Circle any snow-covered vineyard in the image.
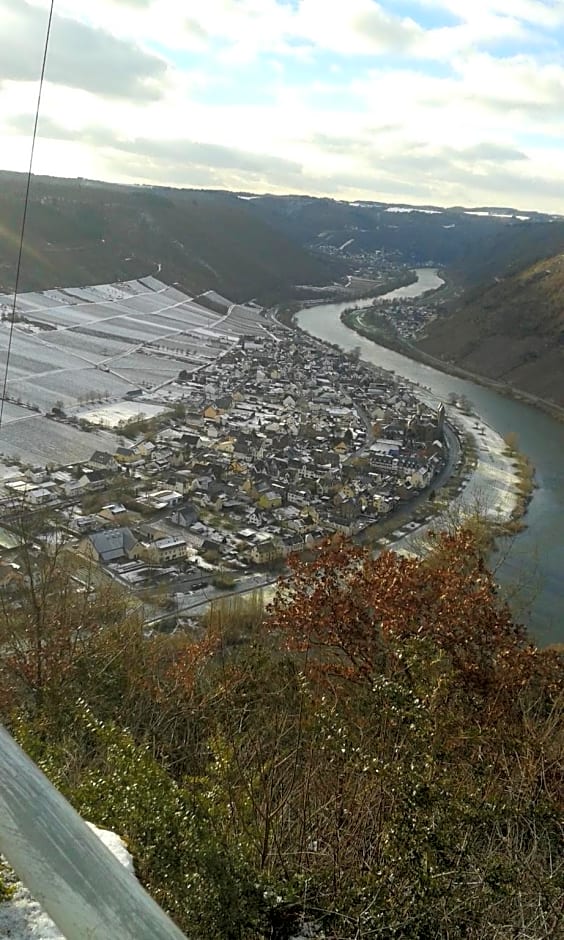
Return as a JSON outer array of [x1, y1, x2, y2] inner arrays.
[[0, 278, 269, 464]]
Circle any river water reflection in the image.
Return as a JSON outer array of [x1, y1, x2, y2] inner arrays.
[[296, 270, 564, 646]]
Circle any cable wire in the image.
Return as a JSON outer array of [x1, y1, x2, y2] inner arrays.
[[0, 0, 55, 430]]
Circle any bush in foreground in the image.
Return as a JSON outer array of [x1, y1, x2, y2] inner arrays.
[[3, 530, 562, 938]]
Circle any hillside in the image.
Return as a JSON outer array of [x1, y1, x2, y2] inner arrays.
[[0, 173, 343, 302], [446, 219, 564, 287], [243, 192, 564, 268], [4, 172, 564, 407], [418, 253, 564, 406], [4, 173, 564, 302]]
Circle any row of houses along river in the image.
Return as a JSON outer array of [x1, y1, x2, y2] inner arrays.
[[296, 269, 564, 647]]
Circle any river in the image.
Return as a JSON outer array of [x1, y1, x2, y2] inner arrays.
[[295, 269, 564, 647]]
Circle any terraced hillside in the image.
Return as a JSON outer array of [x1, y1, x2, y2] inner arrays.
[[418, 253, 564, 406], [0, 276, 270, 464]]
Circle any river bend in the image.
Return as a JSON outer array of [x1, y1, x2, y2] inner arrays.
[[296, 270, 564, 646]]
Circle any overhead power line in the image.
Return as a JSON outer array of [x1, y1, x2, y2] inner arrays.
[[0, 0, 55, 430]]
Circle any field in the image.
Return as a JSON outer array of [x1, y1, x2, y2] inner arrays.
[[79, 401, 167, 428], [0, 276, 268, 465]]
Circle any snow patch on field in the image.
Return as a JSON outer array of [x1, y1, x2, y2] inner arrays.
[[79, 401, 166, 427], [0, 824, 134, 940]]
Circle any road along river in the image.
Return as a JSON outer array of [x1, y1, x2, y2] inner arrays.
[[296, 270, 564, 647]]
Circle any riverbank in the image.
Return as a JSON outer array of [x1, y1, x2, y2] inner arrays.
[[379, 407, 522, 561], [341, 298, 564, 423], [275, 268, 417, 329], [338, 280, 539, 531], [501, 434, 537, 532], [278, 289, 524, 548], [294, 272, 564, 645], [287, 274, 526, 542]]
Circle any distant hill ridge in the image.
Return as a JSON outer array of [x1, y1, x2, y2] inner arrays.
[[3, 171, 564, 405], [0, 172, 343, 302], [3, 172, 564, 299], [242, 192, 564, 270]]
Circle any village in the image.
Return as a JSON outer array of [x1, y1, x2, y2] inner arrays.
[[370, 295, 439, 340], [0, 309, 449, 617]]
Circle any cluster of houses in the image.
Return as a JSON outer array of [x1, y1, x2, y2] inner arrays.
[[365, 295, 440, 341], [0, 326, 447, 596]]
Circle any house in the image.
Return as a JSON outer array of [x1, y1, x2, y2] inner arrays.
[[233, 435, 252, 457], [246, 508, 263, 528], [171, 470, 196, 495], [203, 405, 220, 421], [68, 513, 108, 534], [408, 466, 431, 489], [216, 439, 234, 455], [208, 480, 230, 502], [179, 431, 201, 449], [183, 412, 205, 429], [26, 486, 56, 505], [138, 489, 183, 511], [334, 498, 361, 523], [221, 499, 248, 518], [216, 394, 233, 411], [257, 491, 282, 510], [136, 537, 188, 564], [89, 451, 118, 471], [250, 539, 284, 565], [333, 441, 349, 456], [81, 467, 112, 488], [287, 491, 308, 507], [299, 510, 319, 533], [281, 534, 306, 555], [98, 503, 129, 522], [114, 444, 139, 465], [170, 504, 199, 528], [28, 467, 48, 484], [184, 527, 205, 550], [325, 514, 355, 537], [79, 528, 138, 564]]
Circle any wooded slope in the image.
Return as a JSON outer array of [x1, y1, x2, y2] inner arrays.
[[0, 173, 342, 302], [419, 252, 564, 406]]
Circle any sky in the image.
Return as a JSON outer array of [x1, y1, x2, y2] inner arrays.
[[2, 0, 564, 212]]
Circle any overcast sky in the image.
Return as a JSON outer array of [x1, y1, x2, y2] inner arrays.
[[2, 0, 564, 211]]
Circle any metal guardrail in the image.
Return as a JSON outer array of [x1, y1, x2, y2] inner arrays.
[[0, 725, 187, 939]]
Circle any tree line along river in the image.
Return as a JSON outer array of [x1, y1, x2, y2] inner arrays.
[[295, 270, 564, 647]]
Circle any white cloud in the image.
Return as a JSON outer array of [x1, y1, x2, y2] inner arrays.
[[0, 0, 168, 98], [294, 0, 423, 55], [1, 0, 564, 211], [418, 0, 564, 28], [453, 53, 564, 118]]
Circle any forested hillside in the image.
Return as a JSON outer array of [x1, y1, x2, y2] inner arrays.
[[1, 525, 562, 939], [243, 193, 564, 268], [419, 252, 564, 406], [446, 221, 564, 287], [0, 173, 343, 302], [3, 173, 563, 302]]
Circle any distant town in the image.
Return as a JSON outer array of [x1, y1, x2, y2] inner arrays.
[[0, 277, 450, 621]]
